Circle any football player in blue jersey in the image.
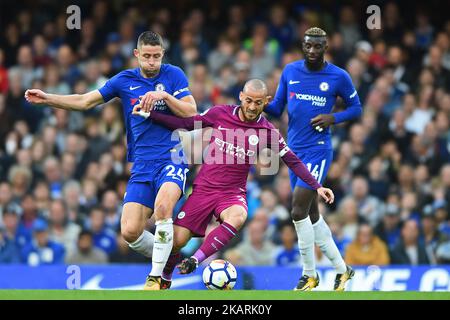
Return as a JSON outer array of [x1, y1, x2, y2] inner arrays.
[[25, 31, 196, 290], [265, 27, 362, 291]]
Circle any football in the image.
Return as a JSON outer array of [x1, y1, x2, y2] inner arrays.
[[202, 259, 237, 290]]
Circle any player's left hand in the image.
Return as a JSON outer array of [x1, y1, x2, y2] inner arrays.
[[310, 114, 335, 132], [139, 91, 168, 113], [317, 187, 334, 204], [132, 104, 151, 119]]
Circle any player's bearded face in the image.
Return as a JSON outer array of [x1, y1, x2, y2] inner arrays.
[[134, 45, 164, 77], [239, 91, 268, 121], [302, 36, 327, 64]]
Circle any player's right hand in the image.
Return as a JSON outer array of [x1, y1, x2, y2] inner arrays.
[[24, 89, 48, 104], [132, 104, 151, 119], [317, 187, 334, 204]]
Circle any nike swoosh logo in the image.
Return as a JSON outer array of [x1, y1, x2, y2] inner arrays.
[[218, 126, 229, 131], [214, 237, 224, 246], [129, 85, 141, 90], [289, 80, 300, 85]]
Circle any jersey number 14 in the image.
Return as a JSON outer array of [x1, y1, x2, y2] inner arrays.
[[306, 159, 326, 182]]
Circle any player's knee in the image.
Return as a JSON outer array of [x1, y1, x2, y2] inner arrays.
[[291, 206, 308, 222], [121, 226, 142, 243], [225, 211, 247, 230]]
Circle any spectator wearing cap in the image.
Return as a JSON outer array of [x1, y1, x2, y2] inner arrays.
[[420, 204, 448, 264], [65, 230, 108, 264], [2, 203, 31, 247], [21, 218, 65, 266], [345, 223, 390, 266], [374, 203, 402, 249], [390, 219, 430, 265]]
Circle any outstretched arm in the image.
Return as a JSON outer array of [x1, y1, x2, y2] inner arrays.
[[25, 89, 104, 111], [132, 105, 218, 131]]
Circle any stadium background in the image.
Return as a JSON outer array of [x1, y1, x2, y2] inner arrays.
[[0, 0, 449, 290]]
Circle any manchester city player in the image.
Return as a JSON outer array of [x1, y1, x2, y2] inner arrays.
[[265, 27, 362, 291], [24, 31, 196, 290], [134, 79, 334, 288]]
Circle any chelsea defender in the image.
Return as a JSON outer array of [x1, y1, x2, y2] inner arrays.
[[25, 31, 196, 290], [265, 27, 362, 291]]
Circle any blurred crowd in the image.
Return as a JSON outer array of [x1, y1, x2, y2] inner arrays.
[[0, 0, 449, 267]]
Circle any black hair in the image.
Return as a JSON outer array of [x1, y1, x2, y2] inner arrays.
[[137, 31, 164, 48], [78, 229, 93, 240]]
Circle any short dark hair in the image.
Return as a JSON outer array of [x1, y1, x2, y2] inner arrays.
[[89, 205, 104, 215], [78, 229, 93, 240], [137, 31, 164, 48]]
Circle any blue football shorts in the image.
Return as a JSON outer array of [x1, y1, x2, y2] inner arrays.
[[288, 148, 333, 191], [123, 159, 189, 209]]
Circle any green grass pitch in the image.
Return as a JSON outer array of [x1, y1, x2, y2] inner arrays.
[[0, 290, 449, 300]]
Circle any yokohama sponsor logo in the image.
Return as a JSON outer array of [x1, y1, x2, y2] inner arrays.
[[290, 92, 326, 106]]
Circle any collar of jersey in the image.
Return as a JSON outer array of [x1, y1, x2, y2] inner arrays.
[[300, 60, 330, 73]]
